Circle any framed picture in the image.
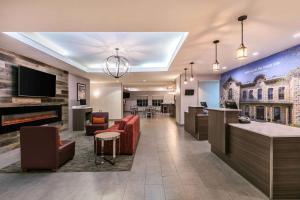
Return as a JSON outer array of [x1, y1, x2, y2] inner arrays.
[[77, 83, 86, 101]]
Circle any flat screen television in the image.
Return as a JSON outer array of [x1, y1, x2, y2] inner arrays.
[[185, 89, 194, 96], [18, 66, 56, 97], [123, 92, 130, 99]]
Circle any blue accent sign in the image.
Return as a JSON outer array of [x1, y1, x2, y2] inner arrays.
[[221, 44, 300, 85]]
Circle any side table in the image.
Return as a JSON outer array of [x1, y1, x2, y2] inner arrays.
[[95, 132, 120, 165]]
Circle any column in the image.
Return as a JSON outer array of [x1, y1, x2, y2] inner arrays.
[[286, 107, 289, 125]]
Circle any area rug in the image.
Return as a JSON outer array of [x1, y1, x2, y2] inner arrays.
[[0, 133, 134, 173]]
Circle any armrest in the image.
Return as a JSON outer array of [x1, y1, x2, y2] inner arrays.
[[58, 140, 75, 166], [114, 120, 122, 125]]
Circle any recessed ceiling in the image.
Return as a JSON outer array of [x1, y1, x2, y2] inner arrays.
[[1, 0, 300, 85], [4, 32, 187, 72]]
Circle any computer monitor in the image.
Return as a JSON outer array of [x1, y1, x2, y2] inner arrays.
[[79, 99, 86, 105], [200, 102, 208, 108], [225, 101, 238, 109]]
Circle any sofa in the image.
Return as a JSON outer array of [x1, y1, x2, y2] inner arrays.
[[20, 126, 75, 171], [86, 112, 109, 136], [94, 115, 140, 155]]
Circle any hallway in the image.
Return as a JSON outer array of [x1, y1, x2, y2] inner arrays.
[[0, 116, 267, 200]]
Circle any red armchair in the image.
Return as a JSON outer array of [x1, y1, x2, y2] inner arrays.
[[20, 126, 75, 171], [95, 115, 140, 155], [86, 112, 109, 136]]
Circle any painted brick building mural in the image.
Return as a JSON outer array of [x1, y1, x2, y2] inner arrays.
[[221, 45, 300, 126]]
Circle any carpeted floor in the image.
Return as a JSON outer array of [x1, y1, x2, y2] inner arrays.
[[0, 132, 134, 173]]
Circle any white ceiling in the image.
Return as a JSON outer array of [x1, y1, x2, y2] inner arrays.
[[4, 32, 187, 72], [1, 0, 300, 87]]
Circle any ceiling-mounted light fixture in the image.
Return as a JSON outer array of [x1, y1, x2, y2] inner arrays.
[[189, 62, 194, 81], [212, 40, 220, 72], [236, 15, 248, 60], [104, 48, 130, 78], [184, 68, 188, 84]]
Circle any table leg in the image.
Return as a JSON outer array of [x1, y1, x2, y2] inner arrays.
[[101, 140, 105, 164], [113, 139, 116, 164]]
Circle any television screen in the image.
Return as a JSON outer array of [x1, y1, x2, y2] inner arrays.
[[123, 92, 130, 99], [18, 66, 56, 97], [185, 89, 194, 96]]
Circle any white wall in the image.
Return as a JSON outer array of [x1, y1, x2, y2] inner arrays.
[[124, 91, 174, 111], [90, 82, 123, 120], [198, 80, 220, 108], [68, 73, 90, 130], [177, 74, 220, 125], [175, 76, 181, 124]]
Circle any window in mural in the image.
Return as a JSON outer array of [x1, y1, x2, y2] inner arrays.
[[268, 88, 273, 100], [257, 89, 262, 100], [278, 87, 285, 100], [242, 90, 247, 100], [249, 90, 254, 99], [228, 88, 233, 100], [274, 107, 281, 122], [244, 105, 249, 117]]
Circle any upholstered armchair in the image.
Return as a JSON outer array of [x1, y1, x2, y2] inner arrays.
[[20, 126, 75, 171], [85, 112, 109, 136]]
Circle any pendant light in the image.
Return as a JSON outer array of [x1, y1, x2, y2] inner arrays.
[[189, 62, 194, 81], [212, 40, 220, 72], [184, 68, 188, 84], [236, 15, 248, 60]]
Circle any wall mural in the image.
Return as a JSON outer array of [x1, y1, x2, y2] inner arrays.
[[220, 44, 300, 126]]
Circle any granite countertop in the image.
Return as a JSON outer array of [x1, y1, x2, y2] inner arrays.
[[229, 121, 300, 138], [189, 106, 204, 108], [72, 106, 92, 109], [207, 108, 241, 112]]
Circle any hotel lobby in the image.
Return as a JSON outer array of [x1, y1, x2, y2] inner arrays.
[[1, 0, 300, 200]]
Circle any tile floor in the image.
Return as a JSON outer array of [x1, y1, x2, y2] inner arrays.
[[0, 116, 268, 200]]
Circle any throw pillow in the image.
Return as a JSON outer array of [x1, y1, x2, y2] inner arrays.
[[93, 117, 105, 124]]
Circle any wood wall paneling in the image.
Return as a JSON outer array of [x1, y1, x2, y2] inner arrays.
[[0, 48, 69, 153]]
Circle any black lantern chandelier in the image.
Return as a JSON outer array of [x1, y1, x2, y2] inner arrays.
[[184, 68, 188, 84], [189, 62, 194, 81], [212, 40, 220, 72], [236, 15, 248, 60], [104, 48, 130, 79]]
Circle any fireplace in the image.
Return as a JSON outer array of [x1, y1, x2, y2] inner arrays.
[[0, 105, 62, 133]]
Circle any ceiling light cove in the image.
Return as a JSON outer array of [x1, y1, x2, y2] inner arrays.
[[3, 32, 188, 73]]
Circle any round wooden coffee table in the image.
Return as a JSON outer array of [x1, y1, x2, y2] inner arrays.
[[95, 132, 120, 165]]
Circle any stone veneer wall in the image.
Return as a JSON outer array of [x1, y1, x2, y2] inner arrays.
[[0, 48, 68, 154]]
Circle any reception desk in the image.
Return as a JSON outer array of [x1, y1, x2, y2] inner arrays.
[[208, 108, 300, 199], [184, 106, 208, 140]]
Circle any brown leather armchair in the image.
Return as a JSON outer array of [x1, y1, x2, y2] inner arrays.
[[20, 126, 75, 171], [86, 112, 109, 136]]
